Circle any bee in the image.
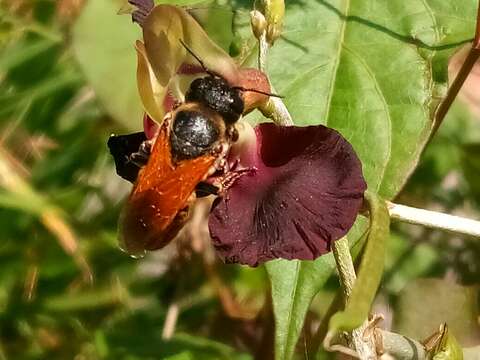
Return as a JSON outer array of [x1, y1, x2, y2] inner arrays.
[[109, 41, 276, 256]]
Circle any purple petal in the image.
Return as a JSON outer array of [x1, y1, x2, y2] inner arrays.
[[129, 0, 154, 26], [208, 123, 367, 266]]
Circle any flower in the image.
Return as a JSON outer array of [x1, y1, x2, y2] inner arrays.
[[209, 123, 366, 266], [132, 3, 241, 128], [110, 3, 367, 266]]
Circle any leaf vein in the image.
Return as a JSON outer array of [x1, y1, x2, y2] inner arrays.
[[342, 44, 392, 192], [284, 260, 301, 359], [324, 0, 351, 123]]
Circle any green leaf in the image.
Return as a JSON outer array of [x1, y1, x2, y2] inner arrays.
[[72, 0, 142, 130], [329, 191, 389, 332], [0, 38, 58, 72], [266, 219, 368, 360], [263, 0, 477, 199], [249, 2, 476, 357], [105, 325, 253, 360], [43, 286, 126, 311], [266, 257, 334, 360]]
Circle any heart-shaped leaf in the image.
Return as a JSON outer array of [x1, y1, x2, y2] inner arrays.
[[265, 0, 476, 199], [72, 2, 478, 359], [246, 1, 477, 358]]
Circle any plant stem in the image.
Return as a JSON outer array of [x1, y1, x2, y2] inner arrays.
[[332, 237, 377, 360], [328, 238, 430, 360], [264, 96, 294, 125], [258, 32, 269, 73], [257, 30, 294, 125], [332, 237, 356, 297], [162, 302, 179, 339], [387, 202, 480, 238]]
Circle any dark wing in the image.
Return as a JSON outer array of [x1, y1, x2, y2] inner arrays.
[[108, 131, 147, 183]]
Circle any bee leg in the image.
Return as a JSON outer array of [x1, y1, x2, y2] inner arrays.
[[172, 99, 183, 110], [216, 167, 257, 196], [226, 126, 239, 142], [129, 139, 153, 167]]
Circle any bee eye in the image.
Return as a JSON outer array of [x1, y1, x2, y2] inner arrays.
[[170, 110, 219, 159]]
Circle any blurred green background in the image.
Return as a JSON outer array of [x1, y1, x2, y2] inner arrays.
[[0, 0, 479, 359]]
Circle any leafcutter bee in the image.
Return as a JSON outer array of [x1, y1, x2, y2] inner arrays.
[[109, 41, 277, 256]]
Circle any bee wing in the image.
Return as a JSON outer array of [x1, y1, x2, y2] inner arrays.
[[108, 131, 147, 183], [119, 121, 216, 255]]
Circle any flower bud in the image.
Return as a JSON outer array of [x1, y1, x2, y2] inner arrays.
[[260, 0, 284, 44], [250, 10, 267, 40]]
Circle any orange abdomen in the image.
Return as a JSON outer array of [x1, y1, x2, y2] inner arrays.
[[119, 121, 215, 256]]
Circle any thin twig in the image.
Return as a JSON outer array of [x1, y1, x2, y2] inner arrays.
[[387, 202, 480, 238], [257, 30, 294, 125], [162, 302, 179, 339], [431, 1, 480, 137], [432, 48, 480, 135], [258, 32, 269, 73]]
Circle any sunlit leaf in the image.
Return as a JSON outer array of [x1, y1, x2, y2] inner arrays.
[[256, 0, 477, 199], [253, 1, 477, 357]]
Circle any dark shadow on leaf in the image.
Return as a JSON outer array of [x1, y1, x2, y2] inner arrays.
[[280, 35, 309, 53], [316, 0, 473, 51]]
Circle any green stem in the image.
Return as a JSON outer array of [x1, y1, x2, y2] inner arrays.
[[258, 32, 269, 73], [257, 30, 294, 125], [332, 237, 377, 360], [332, 237, 356, 298]]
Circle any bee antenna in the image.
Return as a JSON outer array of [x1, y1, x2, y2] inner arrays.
[[232, 86, 284, 98], [179, 39, 216, 77]]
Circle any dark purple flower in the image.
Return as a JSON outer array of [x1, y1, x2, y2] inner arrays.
[[111, 4, 366, 266], [208, 123, 366, 267]]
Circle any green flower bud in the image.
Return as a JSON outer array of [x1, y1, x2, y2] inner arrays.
[[424, 324, 463, 360], [260, 0, 284, 44], [250, 10, 267, 40]]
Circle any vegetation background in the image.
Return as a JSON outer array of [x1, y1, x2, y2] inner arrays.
[[0, 0, 479, 359]]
